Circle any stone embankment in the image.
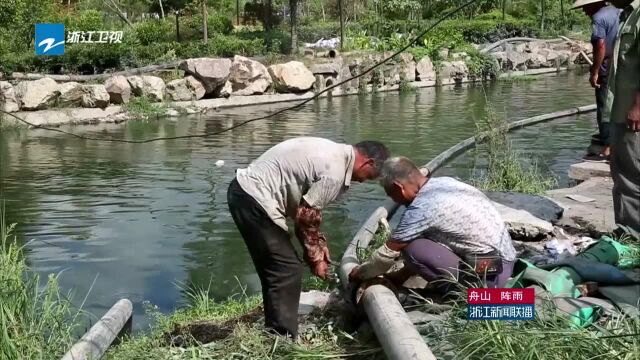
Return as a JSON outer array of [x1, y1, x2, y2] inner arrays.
[[0, 38, 592, 127]]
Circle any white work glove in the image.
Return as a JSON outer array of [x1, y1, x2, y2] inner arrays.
[[357, 243, 401, 280]]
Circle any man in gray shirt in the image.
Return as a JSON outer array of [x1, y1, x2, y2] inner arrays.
[[228, 137, 389, 338], [573, 0, 621, 160], [350, 157, 516, 291]]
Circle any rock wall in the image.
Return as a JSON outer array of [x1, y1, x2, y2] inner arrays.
[[0, 39, 590, 115]]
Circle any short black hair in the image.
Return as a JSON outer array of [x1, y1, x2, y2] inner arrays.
[[354, 141, 390, 171]]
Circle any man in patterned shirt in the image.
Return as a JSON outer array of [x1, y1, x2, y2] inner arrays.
[[350, 157, 517, 290]]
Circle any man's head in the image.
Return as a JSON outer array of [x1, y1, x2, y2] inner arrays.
[[380, 157, 428, 205], [571, 0, 605, 16], [352, 141, 390, 182]]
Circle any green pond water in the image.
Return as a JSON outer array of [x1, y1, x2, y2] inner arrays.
[[0, 70, 596, 327]]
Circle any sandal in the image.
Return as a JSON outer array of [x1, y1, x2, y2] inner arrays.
[[583, 153, 610, 163]]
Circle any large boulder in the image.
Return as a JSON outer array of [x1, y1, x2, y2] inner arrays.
[[127, 75, 165, 102], [486, 192, 564, 223], [383, 64, 401, 85], [338, 65, 358, 91], [527, 53, 548, 69], [221, 55, 273, 96], [492, 51, 508, 69], [104, 75, 132, 104], [438, 61, 469, 83], [81, 84, 110, 108], [526, 41, 547, 54], [399, 53, 417, 82], [268, 61, 315, 93], [487, 192, 564, 241], [540, 49, 561, 67], [505, 51, 529, 71], [58, 82, 84, 106], [166, 76, 206, 101], [556, 50, 572, 67], [0, 81, 20, 112], [179, 58, 232, 95], [15, 77, 59, 110], [416, 56, 436, 82], [309, 62, 341, 76]]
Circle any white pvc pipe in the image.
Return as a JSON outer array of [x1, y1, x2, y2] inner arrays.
[[363, 285, 437, 360], [61, 299, 133, 360], [339, 105, 598, 360]]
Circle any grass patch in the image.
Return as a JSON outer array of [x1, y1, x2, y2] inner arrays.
[[473, 104, 556, 194], [105, 286, 379, 360], [398, 79, 417, 93], [499, 75, 539, 82], [0, 214, 83, 360], [421, 288, 640, 360], [357, 222, 390, 263], [124, 96, 168, 120]]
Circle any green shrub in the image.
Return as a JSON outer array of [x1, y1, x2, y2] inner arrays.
[[133, 19, 174, 46], [0, 217, 82, 360], [235, 29, 291, 54], [179, 13, 233, 42], [407, 46, 431, 61], [177, 36, 264, 58], [62, 42, 132, 73], [476, 9, 517, 22], [465, 49, 501, 80], [124, 96, 168, 120], [65, 9, 104, 31], [473, 106, 556, 194], [207, 13, 234, 35], [297, 22, 339, 42]]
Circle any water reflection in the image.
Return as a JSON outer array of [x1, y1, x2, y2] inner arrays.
[[0, 71, 595, 327]]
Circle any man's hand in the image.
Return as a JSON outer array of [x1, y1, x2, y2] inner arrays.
[[310, 246, 332, 279], [628, 97, 640, 132], [590, 72, 600, 88], [312, 261, 330, 279], [349, 266, 361, 281]]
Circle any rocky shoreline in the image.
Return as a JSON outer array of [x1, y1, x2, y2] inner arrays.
[[0, 38, 592, 128]]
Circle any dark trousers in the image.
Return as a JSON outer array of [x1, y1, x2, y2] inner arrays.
[[402, 238, 514, 289], [227, 178, 303, 338], [595, 76, 610, 146], [610, 124, 640, 233]]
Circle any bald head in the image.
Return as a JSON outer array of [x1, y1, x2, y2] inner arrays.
[[380, 157, 428, 205]]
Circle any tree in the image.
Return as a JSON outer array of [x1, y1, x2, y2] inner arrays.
[[159, 0, 165, 17], [202, 0, 208, 43], [289, 0, 297, 54]]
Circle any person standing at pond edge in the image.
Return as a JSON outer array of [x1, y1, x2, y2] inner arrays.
[[603, 0, 640, 234], [572, 0, 621, 161], [349, 157, 517, 290], [227, 137, 389, 338]]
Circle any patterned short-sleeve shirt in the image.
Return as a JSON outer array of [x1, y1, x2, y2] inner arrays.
[[392, 177, 517, 261]]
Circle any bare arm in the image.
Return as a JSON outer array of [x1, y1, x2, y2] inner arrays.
[[295, 201, 331, 278], [590, 39, 606, 88]]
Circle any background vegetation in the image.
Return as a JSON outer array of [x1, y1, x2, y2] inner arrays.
[[0, 0, 589, 74]]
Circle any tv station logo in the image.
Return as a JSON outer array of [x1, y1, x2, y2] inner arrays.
[[35, 23, 123, 56], [467, 288, 536, 320]]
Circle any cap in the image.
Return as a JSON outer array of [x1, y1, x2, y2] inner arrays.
[[571, 0, 605, 9]]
